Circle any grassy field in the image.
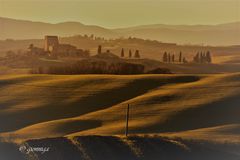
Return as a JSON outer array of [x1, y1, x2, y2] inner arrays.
[[0, 73, 239, 160], [0, 73, 238, 144]]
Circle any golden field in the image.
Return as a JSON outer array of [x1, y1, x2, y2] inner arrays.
[[0, 73, 238, 142]]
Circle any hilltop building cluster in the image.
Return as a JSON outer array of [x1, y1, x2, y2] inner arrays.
[[29, 36, 89, 57], [17, 35, 213, 65]]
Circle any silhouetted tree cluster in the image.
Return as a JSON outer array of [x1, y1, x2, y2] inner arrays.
[[32, 60, 145, 75], [163, 52, 168, 62], [55, 49, 90, 58], [125, 37, 176, 47], [61, 35, 178, 49], [193, 51, 212, 63], [70, 34, 105, 41], [97, 45, 114, 55], [179, 51, 182, 63], [129, 50, 132, 58], [163, 52, 187, 63], [120, 48, 141, 59], [98, 45, 102, 54], [134, 50, 140, 58], [146, 68, 172, 74]]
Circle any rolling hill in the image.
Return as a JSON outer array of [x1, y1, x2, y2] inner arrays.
[[1, 135, 240, 160], [0, 73, 239, 159], [0, 73, 239, 142], [1, 17, 240, 45], [0, 17, 115, 40]]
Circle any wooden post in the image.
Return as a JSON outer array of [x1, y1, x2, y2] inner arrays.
[[125, 104, 130, 137]]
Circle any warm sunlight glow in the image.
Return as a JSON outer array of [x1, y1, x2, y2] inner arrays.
[[0, 0, 240, 28]]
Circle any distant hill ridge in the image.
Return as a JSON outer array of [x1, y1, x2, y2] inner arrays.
[[0, 17, 240, 45]]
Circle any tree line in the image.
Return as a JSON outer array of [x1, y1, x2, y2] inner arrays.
[[162, 52, 187, 63], [31, 59, 173, 75], [97, 45, 141, 59], [121, 48, 140, 58], [193, 51, 212, 63], [32, 60, 145, 75], [162, 51, 212, 64]]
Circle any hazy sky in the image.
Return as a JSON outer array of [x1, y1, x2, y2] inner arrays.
[[0, 0, 240, 28]]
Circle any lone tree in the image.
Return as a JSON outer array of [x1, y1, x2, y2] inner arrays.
[[121, 48, 125, 58], [163, 52, 168, 62], [206, 51, 212, 63], [129, 50, 132, 58], [98, 45, 102, 54], [200, 52, 204, 63], [134, 50, 140, 58], [172, 54, 175, 62], [179, 51, 182, 63]]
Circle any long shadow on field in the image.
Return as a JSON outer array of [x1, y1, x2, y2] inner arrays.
[[0, 76, 200, 132], [133, 91, 240, 133], [7, 136, 239, 160], [50, 120, 102, 136]]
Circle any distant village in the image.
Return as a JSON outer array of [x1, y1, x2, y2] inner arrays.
[[1, 35, 213, 75], [23, 35, 142, 60], [25, 35, 212, 63]]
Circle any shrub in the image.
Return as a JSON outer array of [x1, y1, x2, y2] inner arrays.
[[146, 67, 172, 74]]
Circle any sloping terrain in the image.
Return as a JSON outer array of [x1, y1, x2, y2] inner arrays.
[[165, 124, 240, 143], [0, 73, 239, 159], [0, 17, 114, 40], [1, 135, 240, 160], [0, 73, 238, 141], [1, 53, 240, 75], [0, 74, 201, 135]]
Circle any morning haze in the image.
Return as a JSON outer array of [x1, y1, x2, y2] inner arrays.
[[1, 0, 240, 28], [0, 0, 240, 159]]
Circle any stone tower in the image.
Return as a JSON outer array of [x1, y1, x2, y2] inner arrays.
[[44, 36, 59, 52]]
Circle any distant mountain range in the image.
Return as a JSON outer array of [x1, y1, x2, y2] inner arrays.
[[0, 17, 240, 46]]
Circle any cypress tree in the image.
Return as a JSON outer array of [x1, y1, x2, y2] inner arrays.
[[206, 51, 212, 63], [196, 52, 200, 63], [121, 48, 124, 57], [179, 51, 182, 63], [129, 50, 132, 58], [98, 45, 102, 54], [163, 52, 168, 62], [134, 50, 140, 58], [200, 52, 204, 63]]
